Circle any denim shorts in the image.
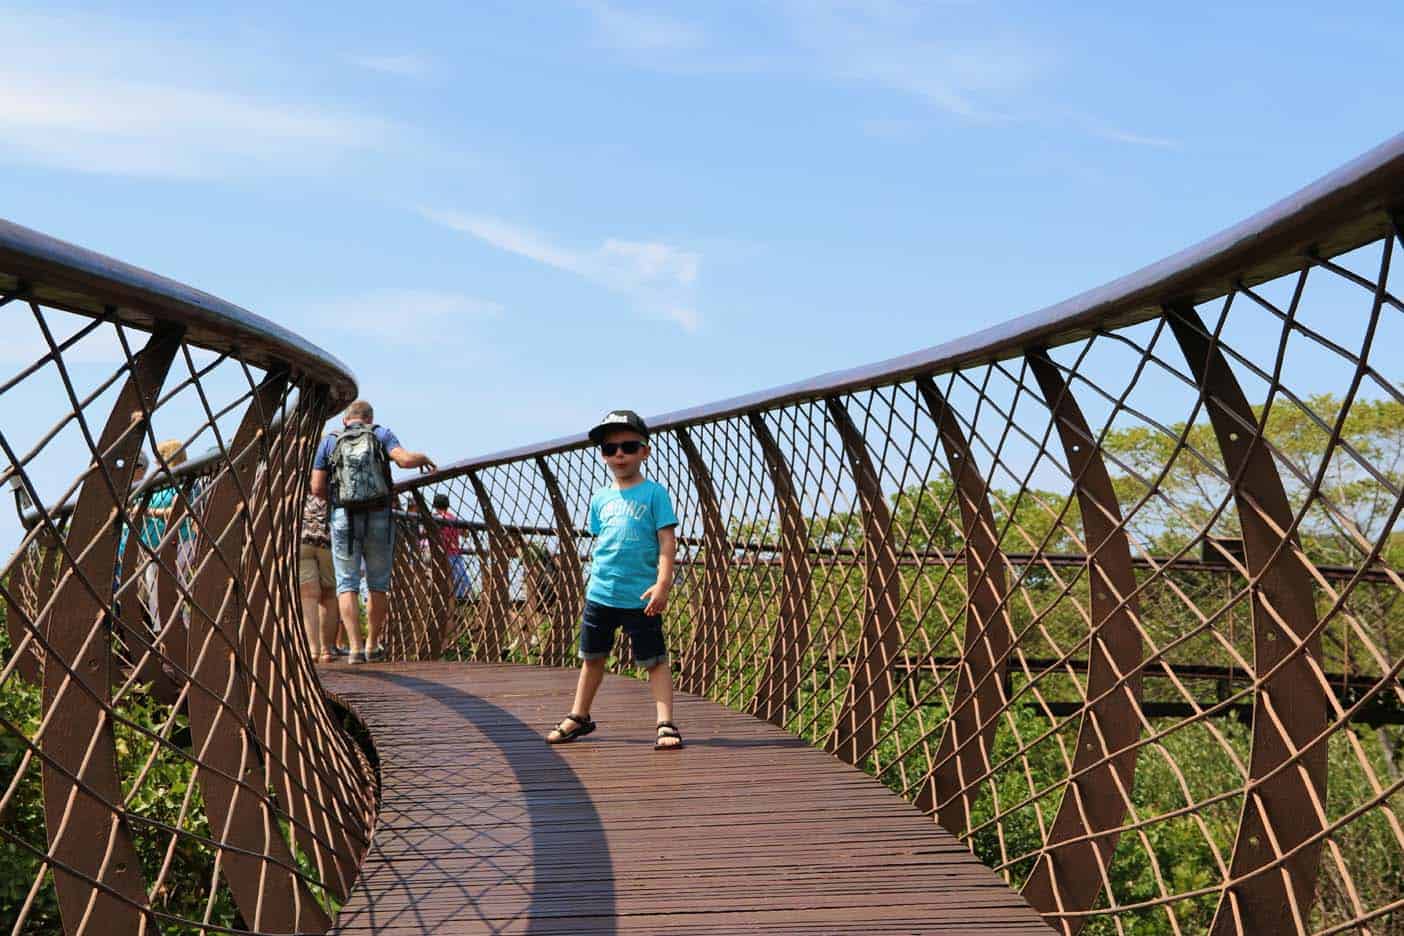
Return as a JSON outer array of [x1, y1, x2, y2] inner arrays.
[[330, 507, 395, 594], [578, 600, 668, 669]]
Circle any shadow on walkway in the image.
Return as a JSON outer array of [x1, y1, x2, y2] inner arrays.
[[331, 670, 616, 935]]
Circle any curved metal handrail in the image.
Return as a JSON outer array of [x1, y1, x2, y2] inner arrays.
[[388, 133, 1404, 936], [0, 217, 358, 407]]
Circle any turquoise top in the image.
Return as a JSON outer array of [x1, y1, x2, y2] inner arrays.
[[586, 479, 678, 609], [117, 484, 195, 565]]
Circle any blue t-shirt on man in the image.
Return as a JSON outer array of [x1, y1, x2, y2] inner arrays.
[[586, 479, 678, 609], [313, 425, 401, 507]]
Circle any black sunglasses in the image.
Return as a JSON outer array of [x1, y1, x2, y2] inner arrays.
[[599, 440, 645, 456]]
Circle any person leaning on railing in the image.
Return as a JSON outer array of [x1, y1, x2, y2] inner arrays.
[[310, 399, 436, 664]]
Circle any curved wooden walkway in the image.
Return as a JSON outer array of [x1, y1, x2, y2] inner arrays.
[[321, 663, 1049, 935]]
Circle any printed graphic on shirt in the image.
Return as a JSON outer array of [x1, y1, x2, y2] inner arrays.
[[586, 479, 678, 609]]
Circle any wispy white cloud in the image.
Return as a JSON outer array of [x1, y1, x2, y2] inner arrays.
[[780, 1, 1045, 122], [858, 117, 927, 141], [300, 289, 503, 346], [420, 208, 702, 331], [577, 3, 1181, 147], [1090, 126, 1180, 149], [578, 1, 705, 52], [0, 11, 396, 177], [349, 53, 435, 78]]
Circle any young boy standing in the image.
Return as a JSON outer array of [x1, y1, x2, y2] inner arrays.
[[547, 410, 683, 751]]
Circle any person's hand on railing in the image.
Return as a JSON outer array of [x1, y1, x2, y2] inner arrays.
[[419, 458, 437, 474]]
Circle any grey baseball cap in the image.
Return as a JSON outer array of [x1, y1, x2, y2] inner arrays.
[[587, 409, 650, 444]]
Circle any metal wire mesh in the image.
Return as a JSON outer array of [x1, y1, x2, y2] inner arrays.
[[0, 224, 374, 935], [388, 144, 1404, 934]]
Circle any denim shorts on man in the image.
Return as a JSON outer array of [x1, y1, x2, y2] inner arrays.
[[578, 600, 668, 669], [330, 507, 395, 594]]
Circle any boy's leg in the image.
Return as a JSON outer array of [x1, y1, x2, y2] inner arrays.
[[547, 659, 606, 741], [630, 613, 679, 748], [547, 602, 614, 740], [645, 661, 675, 727], [571, 657, 607, 719]]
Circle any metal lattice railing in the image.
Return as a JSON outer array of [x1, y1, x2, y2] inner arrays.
[[386, 134, 1404, 935], [0, 222, 374, 934]]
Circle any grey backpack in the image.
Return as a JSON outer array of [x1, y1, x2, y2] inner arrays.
[[329, 424, 392, 510]]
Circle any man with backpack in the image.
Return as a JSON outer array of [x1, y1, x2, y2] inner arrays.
[[310, 399, 436, 663]]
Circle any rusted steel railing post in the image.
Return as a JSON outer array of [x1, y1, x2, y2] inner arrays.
[[1170, 304, 1328, 936], [1020, 352, 1144, 932], [182, 370, 331, 933], [468, 470, 512, 660], [747, 412, 814, 726], [915, 376, 1012, 835], [537, 456, 585, 668], [38, 324, 181, 935], [675, 426, 731, 695], [824, 395, 902, 766]]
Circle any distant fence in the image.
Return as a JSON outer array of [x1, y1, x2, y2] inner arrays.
[[389, 134, 1404, 935]]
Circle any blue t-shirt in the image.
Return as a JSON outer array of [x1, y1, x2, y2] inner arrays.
[[586, 479, 678, 609]]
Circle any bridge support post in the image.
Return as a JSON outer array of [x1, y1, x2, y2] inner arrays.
[[824, 395, 902, 766], [537, 456, 585, 668], [915, 376, 1012, 837], [469, 471, 513, 660], [748, 413, 813, 726], [676, 426, 730, 696], [39, 323, 180, 935], [1020, 351, 1144, 934], [1171, 303, 1328, 936]]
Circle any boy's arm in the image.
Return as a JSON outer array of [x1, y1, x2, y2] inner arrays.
[[642, 525, 677, 616]]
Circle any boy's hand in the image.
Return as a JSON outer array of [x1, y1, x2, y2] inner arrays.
[[641, 581, 671, 616]]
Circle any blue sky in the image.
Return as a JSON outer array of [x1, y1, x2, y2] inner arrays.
[[1, 0, 1400, 469]]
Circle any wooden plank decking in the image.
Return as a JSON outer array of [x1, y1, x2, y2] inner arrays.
[[321, 663, 1050, 935]]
